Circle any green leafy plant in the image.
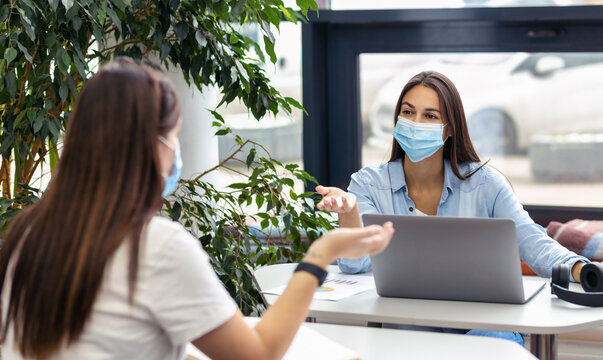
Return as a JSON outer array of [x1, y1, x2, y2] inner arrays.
[[0, 0, 333, 314], [0, 0, 316, 220], [164, 136, 334, 315]]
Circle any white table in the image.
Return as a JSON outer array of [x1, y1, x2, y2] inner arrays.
[[185, 318, 536, 360], [302, 322, 537, 360], [254, 263, 603, 360]]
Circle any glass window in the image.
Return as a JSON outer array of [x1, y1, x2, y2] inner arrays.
[[215, 22, 303, 189], [360, 52, 603, 207]]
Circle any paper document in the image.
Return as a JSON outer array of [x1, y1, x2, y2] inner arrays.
[[262, 272, 375, 301]]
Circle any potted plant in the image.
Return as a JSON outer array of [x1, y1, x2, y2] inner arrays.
[[0, 0, 332, 315]]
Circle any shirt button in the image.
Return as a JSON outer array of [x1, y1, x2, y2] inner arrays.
[[409, 207, 414, 212]]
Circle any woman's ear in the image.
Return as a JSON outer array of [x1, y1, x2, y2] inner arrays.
[[443, 124, 452, 141]]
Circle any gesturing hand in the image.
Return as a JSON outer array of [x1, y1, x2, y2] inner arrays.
[[316, 185, 357, 214], [304, 222, 394, 268]]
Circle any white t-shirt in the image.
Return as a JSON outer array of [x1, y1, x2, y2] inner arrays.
[[415, 208, 428, 216], [1, 216, 238, 360]]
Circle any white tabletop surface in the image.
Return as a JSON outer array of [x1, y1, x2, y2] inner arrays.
[[303, 322, 538, 360], [255, 263, 603, 334]]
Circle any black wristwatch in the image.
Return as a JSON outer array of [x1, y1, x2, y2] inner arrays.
[[295, 262, 328, 286]]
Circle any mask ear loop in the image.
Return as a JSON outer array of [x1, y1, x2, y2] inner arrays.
[[442, 123, 451, 142], [157, 135, 179, 179], [158, 136, 176, 152]]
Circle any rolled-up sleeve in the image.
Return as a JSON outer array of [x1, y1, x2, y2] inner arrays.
[[489, 171, 588, 280]]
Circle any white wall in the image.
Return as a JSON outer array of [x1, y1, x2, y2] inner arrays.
[[164, 66, 219, 185]]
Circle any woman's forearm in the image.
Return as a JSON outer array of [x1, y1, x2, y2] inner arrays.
[[338, 203, 362, 228], [252, 272, 320, 359], [253, 249, 332, 359]]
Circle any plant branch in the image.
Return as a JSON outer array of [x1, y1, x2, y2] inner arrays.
[[15, 39, 40, 108], [99, 38, 145, 53], [1, 156, 11, 199], [6, 1, 14, 48], [193, 138, 274, 181], [18, 137, 42, 195], [193, 139, 251, 181], [24, 143, 48, 185]]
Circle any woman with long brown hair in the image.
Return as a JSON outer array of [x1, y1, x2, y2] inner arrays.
[[316, 71, 588, 344], [0, 59, 394, 360]]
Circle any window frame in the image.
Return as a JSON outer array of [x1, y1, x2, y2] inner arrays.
[[302, 6, 603, 195]]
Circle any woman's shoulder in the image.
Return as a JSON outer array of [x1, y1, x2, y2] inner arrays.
[[147, 215, 188, 237], [144, 216, 201, 254], [457, 161, 511, 191]]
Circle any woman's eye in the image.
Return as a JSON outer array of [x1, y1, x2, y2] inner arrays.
[[426, 113, 438, 120], [402, 109, 413, 115]]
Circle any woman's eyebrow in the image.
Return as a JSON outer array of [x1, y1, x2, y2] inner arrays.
[[401, 101, 415, 108], [425, 108, 441, 113]]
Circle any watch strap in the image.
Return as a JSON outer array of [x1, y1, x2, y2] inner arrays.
[[294, 262, 328, 286]]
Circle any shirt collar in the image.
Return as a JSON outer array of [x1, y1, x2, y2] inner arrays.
[[387, 158, 456, 199], [442, 159, 455, 201], [388, 158, 406, 192]]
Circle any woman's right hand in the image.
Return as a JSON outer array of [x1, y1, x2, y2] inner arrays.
[[316, 185, 357, 214], [303, 223, 394, 268]]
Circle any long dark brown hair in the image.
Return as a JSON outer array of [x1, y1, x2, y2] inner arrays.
[[0, 58, 181, 359], [389, 71, 485, 180]]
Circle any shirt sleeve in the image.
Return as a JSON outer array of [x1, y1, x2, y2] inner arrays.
[[348, 171, 381, 218], [147, 225, 238, 345], [488, 170, 589, 280], [337, 171, 379, 274]]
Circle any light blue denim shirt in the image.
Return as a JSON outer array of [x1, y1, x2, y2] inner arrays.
[[338, 158, 588, 279]]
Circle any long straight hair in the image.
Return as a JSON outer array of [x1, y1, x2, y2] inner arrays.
[[389, 71, 485, 180], [0, 59, 181, 359]]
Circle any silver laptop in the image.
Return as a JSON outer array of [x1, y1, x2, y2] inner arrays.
[[364, 214, 546, 304]]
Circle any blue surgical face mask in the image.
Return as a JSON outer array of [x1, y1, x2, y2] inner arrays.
[[393, 116, 447, 162], [158, 136, 182, 197]]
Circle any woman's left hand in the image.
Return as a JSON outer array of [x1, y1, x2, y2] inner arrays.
[[303, 222, 394, 268]]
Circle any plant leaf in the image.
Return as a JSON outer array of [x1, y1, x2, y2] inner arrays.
[[111, 0, 127, 13], [15, 41, 32, 63], [18, 9, 36, 41], [160, 41, 171, 60], [4, 48, 17, 65], [59, 82, 68, 101], [174, 22, 189, 41], [5, 70, 17, 97], [106, 6, 121, 33], [246, 148, 256, 168], [263, 35, 277, 64], [61, 0, 74, 11], [195, 30, 207, 47], [0, 5, 10, 22]]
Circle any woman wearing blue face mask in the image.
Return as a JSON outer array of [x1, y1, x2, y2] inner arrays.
[[158, 134, 183, 197], [0, 59, 394, 360], [315, 71, 588, 345]]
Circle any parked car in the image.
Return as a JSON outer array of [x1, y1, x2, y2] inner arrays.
[[367, 52, 603, 155]]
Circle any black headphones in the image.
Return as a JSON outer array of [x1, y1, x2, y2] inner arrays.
[[551, 262, 603, 307]]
